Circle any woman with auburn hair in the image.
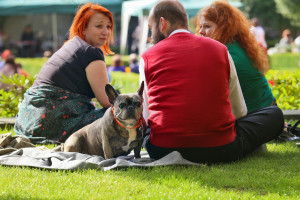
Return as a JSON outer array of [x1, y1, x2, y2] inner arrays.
[[196, 1, 275, 114], [14, 2, 114, 143]]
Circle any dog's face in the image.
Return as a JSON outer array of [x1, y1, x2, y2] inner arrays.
[[105, 82, 144, 127]]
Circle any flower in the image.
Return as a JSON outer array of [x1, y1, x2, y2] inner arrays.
[[268, 80, 275, 87]]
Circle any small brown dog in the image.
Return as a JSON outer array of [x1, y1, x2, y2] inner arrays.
[[62, 82, 146, 159]]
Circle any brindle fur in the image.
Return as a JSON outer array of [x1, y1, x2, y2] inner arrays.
[[62, 82, 146, 159]]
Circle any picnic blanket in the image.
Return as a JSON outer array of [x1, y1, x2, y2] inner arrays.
[[0, 133, 201, 171], [0, 132, 36, 155]]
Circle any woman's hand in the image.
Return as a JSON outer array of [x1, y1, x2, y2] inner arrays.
[[86, 60, 111, 108]]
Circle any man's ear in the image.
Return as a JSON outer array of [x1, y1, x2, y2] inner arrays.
[[160, 17, 168, 33], [105, 84, 119, 104]]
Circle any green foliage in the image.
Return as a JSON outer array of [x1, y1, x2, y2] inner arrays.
[[0, 71, 138, 117], [2, 55, 299, 118], [266, 69, 300, 110], [240, 0, 299, 42], [0, 89, 19, 117], [0, 74, 35, 117], [275, 0, 300, 27], [241, 0, 281, 24]]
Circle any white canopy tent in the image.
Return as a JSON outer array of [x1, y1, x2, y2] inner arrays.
[[120, 0, 243, 55]]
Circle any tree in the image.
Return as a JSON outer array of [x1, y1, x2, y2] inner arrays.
[[240, 0, 300, 46], [241, 0, 291, 30], [275, 0, 300, 27]]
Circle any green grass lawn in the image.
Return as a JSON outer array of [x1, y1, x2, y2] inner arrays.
[[15, 55, 132, 77], [15, 57, 47, 77], [269, 53, 300, 71], [0, 128, 299, 199], [15, 53, 300, 95], [16, 53, 300, 77], [1, 54, 299, 199]]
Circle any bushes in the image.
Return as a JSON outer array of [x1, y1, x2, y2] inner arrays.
[[0, 74, 36, 117], [0, 72, 138, 118], [1, 55, 299, 118], [1, 70, 299, 117], [266, 69, 300, 110]]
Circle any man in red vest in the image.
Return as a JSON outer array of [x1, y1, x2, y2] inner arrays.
[[139, 0, 284, 164]]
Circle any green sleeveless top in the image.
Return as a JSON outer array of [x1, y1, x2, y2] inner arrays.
[[226, 42, 274, 113]]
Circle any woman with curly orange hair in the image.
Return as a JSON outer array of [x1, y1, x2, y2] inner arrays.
[[14, 3, 115, 143], [196, 1, 275, 114]]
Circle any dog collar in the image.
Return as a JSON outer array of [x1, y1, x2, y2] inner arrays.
[[112, 106, 143, 129]]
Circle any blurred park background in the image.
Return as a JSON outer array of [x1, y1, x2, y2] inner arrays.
[[1, 0, 300, 117], [0, 0, 300, 57]]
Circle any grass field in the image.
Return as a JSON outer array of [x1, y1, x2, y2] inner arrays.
[[269, 53, 300, 71], [0, 128, 299, 199], [1, 54, 299, 199], [15, 55, 131, 77], [14, 53, 300, 95], [16, 53, 300, 77]]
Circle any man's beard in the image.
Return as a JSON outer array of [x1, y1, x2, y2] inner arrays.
[[152, 29, 166, 44]]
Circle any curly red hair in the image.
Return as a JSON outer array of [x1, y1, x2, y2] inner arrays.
[[68, 2, 114, 55], [195, 1, 269, 73]]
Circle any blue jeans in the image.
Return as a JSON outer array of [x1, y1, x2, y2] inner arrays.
[[143, 106, 284, 164]]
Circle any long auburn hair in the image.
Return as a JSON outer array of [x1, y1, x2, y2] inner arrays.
[[68, 2, 114, 55], [195, 1, 269, 73]]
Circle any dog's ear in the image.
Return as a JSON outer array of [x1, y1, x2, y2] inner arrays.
[[137, 81, 144, 97], [105, 84, 119, 104]]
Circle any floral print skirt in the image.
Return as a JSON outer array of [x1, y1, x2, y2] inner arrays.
[[14, 85, 106, 143]]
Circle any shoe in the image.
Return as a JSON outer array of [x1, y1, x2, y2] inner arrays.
[[289, 120, 300, 136], [274, 122, 300, 142]]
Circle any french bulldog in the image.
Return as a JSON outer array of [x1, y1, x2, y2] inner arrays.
[[62, 82, 146, 159]]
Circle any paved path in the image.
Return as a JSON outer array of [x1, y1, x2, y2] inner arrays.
[[0, 117, 15, 129]]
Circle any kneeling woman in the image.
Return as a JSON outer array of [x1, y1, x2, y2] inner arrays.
[[14, 3, 114, 143]]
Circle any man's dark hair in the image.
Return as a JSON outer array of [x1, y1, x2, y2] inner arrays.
[[153, 0, 188, 35]]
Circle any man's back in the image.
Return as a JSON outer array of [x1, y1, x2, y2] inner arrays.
[[142, 32, 236, 148]]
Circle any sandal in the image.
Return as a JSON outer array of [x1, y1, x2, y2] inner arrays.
[[275, 121, 300, 142], [289, 120, 300, 136]]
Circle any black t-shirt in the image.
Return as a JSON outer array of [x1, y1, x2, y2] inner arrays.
[[33, 36, 104, 98]]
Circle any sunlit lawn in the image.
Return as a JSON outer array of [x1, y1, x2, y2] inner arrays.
[[1, 127, 299, 200], [0, 53, 298, 199]]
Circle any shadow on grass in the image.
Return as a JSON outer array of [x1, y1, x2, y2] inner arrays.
[[109, 142, 300, 198], [0, 139, 299, 198]]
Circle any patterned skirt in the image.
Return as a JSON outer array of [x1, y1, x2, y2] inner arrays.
[[14, 85, 107, 143]]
